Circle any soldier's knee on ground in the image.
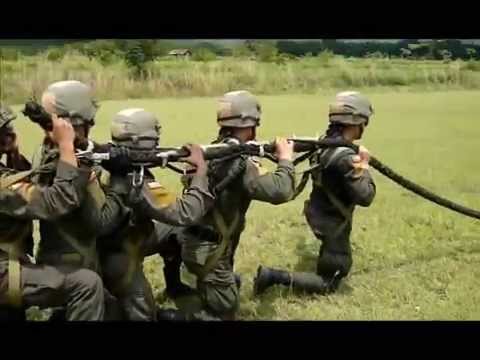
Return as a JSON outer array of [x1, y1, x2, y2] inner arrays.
[[199, 282, 239, 318], [67, 268, 103, 298], [316, 251, 352, 279], [63, 268, 104, 320]]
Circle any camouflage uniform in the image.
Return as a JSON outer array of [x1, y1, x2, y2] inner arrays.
[[174, 91, 295, 320], [31, 81, 130, 321], [0, 104, 105, 321], [98, 108, 214, 321], [254, 91, 376, 296], [0, 105, 31, 171], [31, 81, 127, 272]]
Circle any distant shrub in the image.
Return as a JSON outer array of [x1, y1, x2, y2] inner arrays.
[[0, 48, 20, 61], [192, 48, 217, 62], [46, 47, 66, 62]]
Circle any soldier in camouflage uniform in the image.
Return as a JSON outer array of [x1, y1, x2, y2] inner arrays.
[[98, 108, 214, 321], [31, 81, 130, 320], [0, 105, 105, 321], [253, 91, 376, 296], [0, 105, 31, 171], [168, 90, 295, 320]]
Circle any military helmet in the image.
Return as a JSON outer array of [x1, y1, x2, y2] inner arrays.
[[217, 90, 261, 128], [111, 108, 161, 149], [43, 80, 98, 127], [0, 104, 16, 130], [328, 91, 373, 125]]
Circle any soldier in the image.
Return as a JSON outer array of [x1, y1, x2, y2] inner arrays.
[[98, 108, 215, 321], [0, 105, 31, 171], [253, 91, 376, 296], [167, 90, 295, 320], [31, 80, 130, 320], [0, 106, 105, 321]]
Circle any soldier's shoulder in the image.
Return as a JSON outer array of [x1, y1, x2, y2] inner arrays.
[[326, 147, 356, 169]]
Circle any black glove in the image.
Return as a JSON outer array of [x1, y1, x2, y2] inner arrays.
[[101, 146, 132, 175]]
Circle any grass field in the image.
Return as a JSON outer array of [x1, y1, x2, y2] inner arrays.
[[4, 54, 480, 103], [12, 90, 480, 320]]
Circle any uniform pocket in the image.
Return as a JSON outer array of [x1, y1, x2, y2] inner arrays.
[[181, 234, 218, 276]]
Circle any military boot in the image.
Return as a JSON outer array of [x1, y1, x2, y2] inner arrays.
[[253, 266, 292, 296], [156, 307, 188, 321], [163, 261, 195, 299], [48, 307, 67, 322], [289, 272, 337, 295]]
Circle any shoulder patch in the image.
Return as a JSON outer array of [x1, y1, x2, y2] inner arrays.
[[99, 170, 111, 187], [247, 158, 267, 176], [147, 181, 177, 207], [147, 181, 163, 189]]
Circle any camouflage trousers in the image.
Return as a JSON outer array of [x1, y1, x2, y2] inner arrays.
[[178, 231, 240, 320], [99, 221, 184, 322], [100, 251, 157, 321], [304, 200, 353, 280], [0, 255, 104, 321]]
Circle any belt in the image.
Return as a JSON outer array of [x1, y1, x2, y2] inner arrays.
[[37, 253, 85, 267]]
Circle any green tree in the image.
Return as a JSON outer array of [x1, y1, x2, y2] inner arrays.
[[253, 41, 278, 62], [125, 43, 147, 78], [192, 48, 217, 62], [46, 47, 66, 62], [232, 44, 253, 58], [467, 48, 477, 59]]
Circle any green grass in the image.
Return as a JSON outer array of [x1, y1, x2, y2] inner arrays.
[[4, 54, 480, 104], [13, 90, 480, 320]]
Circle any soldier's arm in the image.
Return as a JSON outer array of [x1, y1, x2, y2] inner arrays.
[[0, 160, 90, 220], [243, 158, 296, 204], [336, 151, 376, 207], [97, 191, 130, 237], [88, 171, 131, 238], [131, 174, 215, 226]]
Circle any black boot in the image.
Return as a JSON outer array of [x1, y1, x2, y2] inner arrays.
[[156, 307, 188, 321], [48, 307, 67, 322], [253, 266, 291, 296], [289, 272, 337, 295], [163, 261, 195, 299]]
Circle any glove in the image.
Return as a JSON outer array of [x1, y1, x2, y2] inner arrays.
[[101, 146, 132, 175]]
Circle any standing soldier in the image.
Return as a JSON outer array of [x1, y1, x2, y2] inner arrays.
[[168, 90, 295, 320], [98, 108, 215, 321], [253, 91, 376, 296], [0, 106, 105, 321]]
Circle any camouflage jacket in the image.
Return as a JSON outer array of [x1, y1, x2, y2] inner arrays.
[[308, 138, 376, 215], [31, 140, 129, 270], [305, 136, 376, 255], [181, 137, 295, 284], [99, 167, 214, 255], [0, 160, 90, 260]]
